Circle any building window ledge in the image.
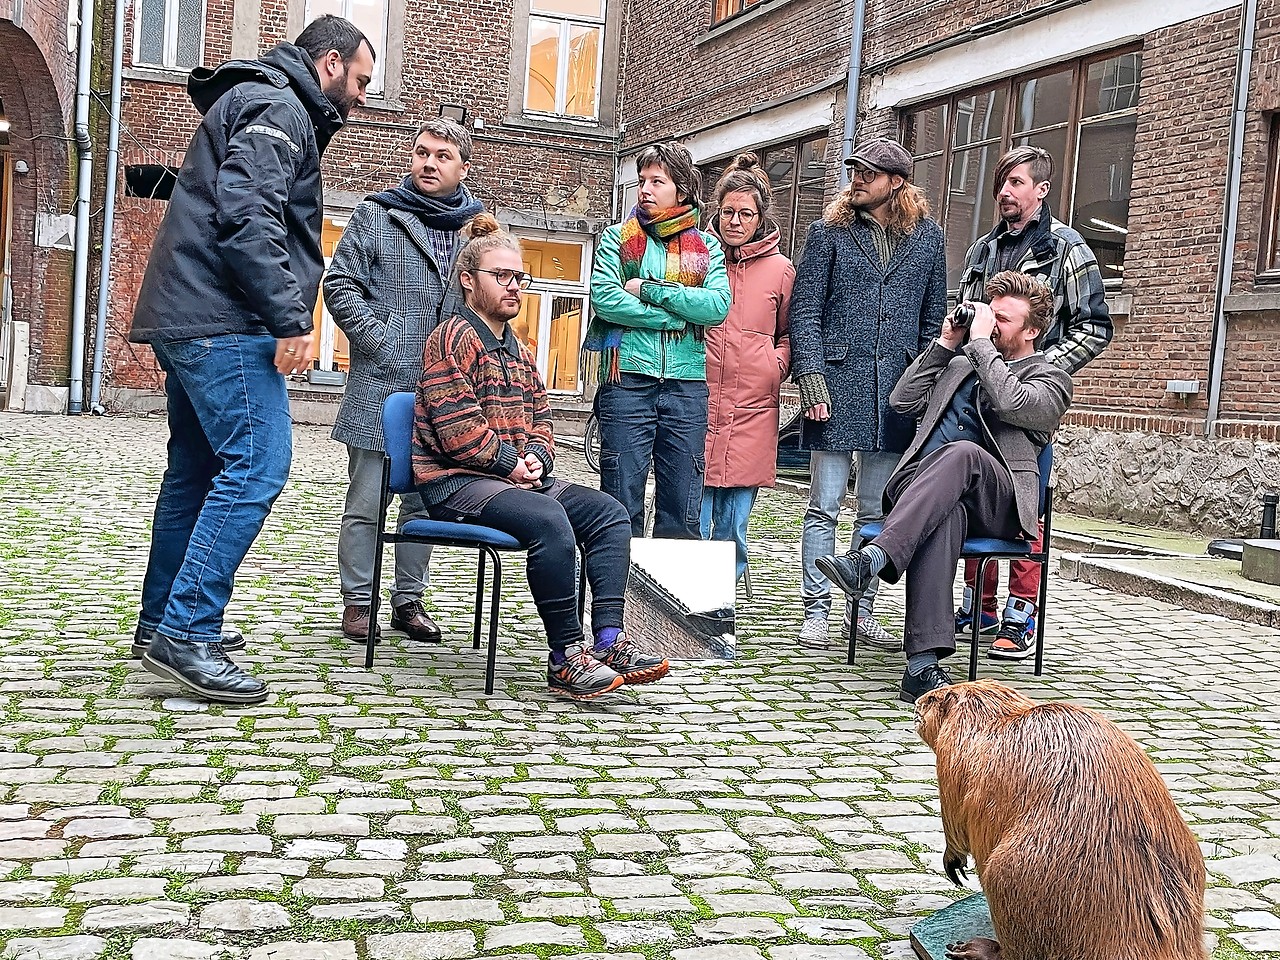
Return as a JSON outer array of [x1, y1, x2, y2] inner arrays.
[[123, 65, 190, 85], [1106, 292, 1133, 317], [502, 114, 615, 141], [696, 0, 798, 46], [355, 98, 406, 115], [1223, 290, 1280, 314]]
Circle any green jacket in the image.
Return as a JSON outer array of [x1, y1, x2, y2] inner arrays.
[[589, 223, 731, 381]]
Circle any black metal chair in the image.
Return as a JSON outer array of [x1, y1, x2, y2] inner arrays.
[[367, 392, 582, 694], [850, 443, 1055, 681]]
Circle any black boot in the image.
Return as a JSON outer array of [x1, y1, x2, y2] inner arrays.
[[141, 633, 268, 705], [132, 623, 245, 659]]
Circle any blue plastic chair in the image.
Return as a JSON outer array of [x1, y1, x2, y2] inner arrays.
[[369, 392, 581, 694], [851, 443, 1055, 681]]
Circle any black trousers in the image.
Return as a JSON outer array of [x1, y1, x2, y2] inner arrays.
[[474, 483, 631, 652], [873, 442, 1020, 659]]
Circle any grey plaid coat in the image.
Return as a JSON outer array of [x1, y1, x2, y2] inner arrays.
[[326, 199, 465, 451], [958, 204, 1112, 375]]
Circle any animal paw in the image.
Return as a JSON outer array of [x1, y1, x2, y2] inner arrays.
[[945, 937, 1001, 960]]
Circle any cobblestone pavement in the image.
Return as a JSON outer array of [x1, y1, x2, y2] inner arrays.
[[1, 411, 1278, 960]]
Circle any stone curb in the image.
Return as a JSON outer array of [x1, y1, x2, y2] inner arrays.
[[1058, 552, 1280, 630]]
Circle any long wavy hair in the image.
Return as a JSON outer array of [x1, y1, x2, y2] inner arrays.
[[823, 179, 930, 234]]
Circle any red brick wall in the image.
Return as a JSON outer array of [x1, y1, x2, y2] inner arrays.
[[1, 3, 75, 390]]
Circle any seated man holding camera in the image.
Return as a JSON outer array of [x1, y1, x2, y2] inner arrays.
[[816, 271, 1072, 703]]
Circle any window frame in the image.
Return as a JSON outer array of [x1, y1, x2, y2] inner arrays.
[[522, 0, 606, 122], [711, 0, 761, 27], [132, 0, 207, 71], [901, 44, 1141, 289], [1258, 114, 1280, 283], [512, 230, 595, 395]]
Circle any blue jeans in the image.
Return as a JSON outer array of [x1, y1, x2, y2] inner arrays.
[[800, 449, 899, 620], [700, 486, 757, 582], [597, 373, 708, 539], [139, 334, 294, 643]]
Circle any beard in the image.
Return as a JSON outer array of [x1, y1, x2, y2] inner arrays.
[[323, 67, 359, 120], [470, 286, 521, 323]]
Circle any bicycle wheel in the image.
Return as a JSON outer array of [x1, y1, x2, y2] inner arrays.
[[584, 413, 602, 474]]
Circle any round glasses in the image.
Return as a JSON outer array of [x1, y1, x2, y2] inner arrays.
[[719, 209, 759, 223], [849, 165, 882, 184]]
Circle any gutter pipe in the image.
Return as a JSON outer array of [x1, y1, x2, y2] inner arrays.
[[67, 0, 95, 414], [89, 0, 126, 415], [840, 0, 867, 188], [1205, 0, 1258, 434]]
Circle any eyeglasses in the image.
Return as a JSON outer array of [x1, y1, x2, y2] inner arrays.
[[849, 165, 882, 184], [719, 208, 759, 224], [473, 268, 533, 289]]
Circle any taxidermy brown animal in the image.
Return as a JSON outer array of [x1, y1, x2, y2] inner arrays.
[[914, 679, 1206, 960]]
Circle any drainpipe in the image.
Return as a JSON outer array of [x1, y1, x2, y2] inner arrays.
[[89, 0, 125, 415], [839, 0, 868, 189], [1205, 0, 1258, 436], [67, 0, 95, 414]]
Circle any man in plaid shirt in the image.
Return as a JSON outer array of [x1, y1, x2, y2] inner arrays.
[[954, 145, 1112, 659]]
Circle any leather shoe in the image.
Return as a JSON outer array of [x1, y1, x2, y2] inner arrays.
[[141, 633, 268, 705], [899, 662, 954, 704], [131, 624, 244, 659], [815, 551, 877, 602], [342, 605, 382, 643], [391, 599, 443, 643]]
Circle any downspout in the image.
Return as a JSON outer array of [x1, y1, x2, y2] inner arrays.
[[839, 0, 868, 189], [1205, 0, 1258, 435], [67, 0, 96, 414], [89, 0, 125, 415]]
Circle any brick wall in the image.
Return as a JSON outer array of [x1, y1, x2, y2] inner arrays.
[[1, 1, 75, 392]]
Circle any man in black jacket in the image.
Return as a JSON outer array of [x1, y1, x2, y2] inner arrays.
[[129, 15, 375, 704]]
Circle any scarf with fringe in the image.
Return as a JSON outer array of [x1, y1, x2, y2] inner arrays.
[[584, 204, 709, 382]]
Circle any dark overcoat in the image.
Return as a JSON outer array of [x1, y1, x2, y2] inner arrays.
[[788, 210, 947, 453]]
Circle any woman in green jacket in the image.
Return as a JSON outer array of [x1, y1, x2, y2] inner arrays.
[[586, 142, 731, 538]]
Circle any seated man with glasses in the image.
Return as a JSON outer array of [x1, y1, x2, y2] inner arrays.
[[412, 213, 669, 700]]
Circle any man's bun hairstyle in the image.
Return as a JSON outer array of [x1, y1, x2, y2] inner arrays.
[[454, 213, 523, 282]]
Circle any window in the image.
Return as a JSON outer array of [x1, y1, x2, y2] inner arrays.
[[902, 48, 1141, 287], [1260, 116, 1280, 279], [134, 0, 204, 69], [699, 132, 829, 260], [309, 216, 352, 378], [524, 0, 604, 120], [713, 0, 762, 25], [305, 0, 389, 96], [512, 235, 592, 393]]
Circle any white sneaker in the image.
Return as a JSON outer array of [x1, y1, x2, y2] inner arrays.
[[797, 617, 830, 649], [855, 615, 902, 651]]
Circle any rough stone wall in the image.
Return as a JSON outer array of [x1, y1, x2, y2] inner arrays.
[[1056, 423, 1280, 538]]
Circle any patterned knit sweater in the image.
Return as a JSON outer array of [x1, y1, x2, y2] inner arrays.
[[412, 307, 556, 505]]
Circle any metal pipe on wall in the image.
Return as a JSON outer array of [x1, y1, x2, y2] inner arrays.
[[67, 0, 95, 414], [89, 0, 126, 415], [1205, 0, 1258, 434], [839, 0, 868, 189]]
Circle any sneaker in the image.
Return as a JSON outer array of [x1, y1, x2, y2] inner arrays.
[[855, 616, 902, 651], [593, 633, 669, 685], [797, 616, 830, 649], [899, 662, 953, 704], [954, 609, 1000, 640], [548, 642, 625, 700], [988, 613, 1036, 660]]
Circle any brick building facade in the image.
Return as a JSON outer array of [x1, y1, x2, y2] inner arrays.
[[5, 0, 1280, 533], [0, 0, 76, 410]]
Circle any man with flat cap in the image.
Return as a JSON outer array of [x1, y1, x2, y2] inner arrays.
[[788, 136, 947, 653]]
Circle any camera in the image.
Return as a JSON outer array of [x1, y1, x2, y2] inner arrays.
[[952, 302, 976, 329]]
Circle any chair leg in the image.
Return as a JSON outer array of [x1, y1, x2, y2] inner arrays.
[[1034, 554, 1050, 677], [846, 608, 858, 666], [365, 536, 387, 671], [743, 562, 753, 601], [484, 550, 502, 696], [473, 549, 486, 651], [969, 558, 990, 683]]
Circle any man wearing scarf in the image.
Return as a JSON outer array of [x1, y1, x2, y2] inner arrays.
[[587, 142, 731, 539], [325, 118, 484, 645]]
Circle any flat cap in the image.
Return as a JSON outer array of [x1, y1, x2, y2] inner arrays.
[[846, 137, 914, 179]]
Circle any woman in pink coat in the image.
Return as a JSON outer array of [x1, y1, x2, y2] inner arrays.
[[701, 154, 794, 582]]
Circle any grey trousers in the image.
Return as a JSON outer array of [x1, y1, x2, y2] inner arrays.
[[338, 445, 432, 606]]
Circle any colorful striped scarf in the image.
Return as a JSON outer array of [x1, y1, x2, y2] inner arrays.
[[584, 204, 710, 382]]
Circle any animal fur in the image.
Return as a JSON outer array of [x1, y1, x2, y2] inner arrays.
[[914, 680, 1207, 960]]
